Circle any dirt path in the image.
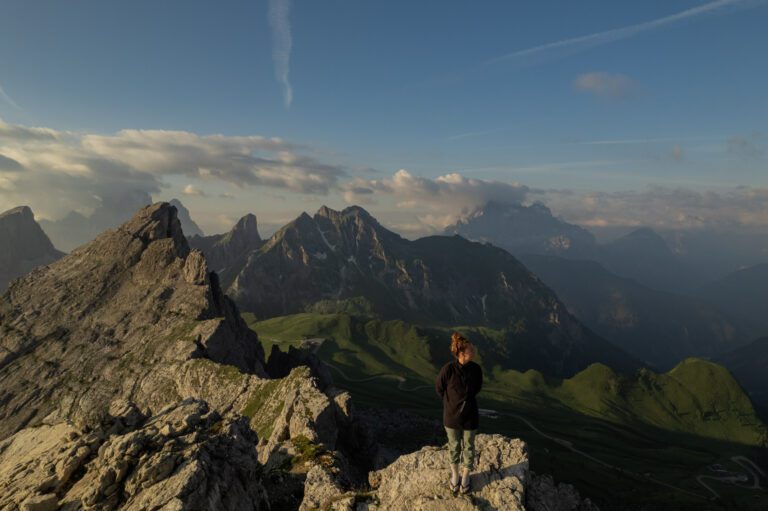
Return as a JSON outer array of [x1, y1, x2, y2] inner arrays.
[[695, 456, 765, 499]]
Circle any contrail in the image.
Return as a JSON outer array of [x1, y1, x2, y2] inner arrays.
[[269, 0, 293, 108], [0, 83, 21, 110], [486, 0, 764, 66]]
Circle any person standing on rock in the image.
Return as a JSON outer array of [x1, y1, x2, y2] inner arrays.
[[435, 332, 483, 495]]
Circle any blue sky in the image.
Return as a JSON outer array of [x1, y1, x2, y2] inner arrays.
[[0, 0, 767, 236]]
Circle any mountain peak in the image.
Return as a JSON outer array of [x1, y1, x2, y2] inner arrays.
[[0, 205, 34, 220], [315, 205, 337, 218], [117, 202, 190, 257], [169, 198, 204, 237], [0, 205, 63, 291], [230, 213, 260, 241]]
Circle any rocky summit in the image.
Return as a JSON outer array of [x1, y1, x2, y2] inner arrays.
[[0, 205, 64, 292], [0, 202, 600, 510]]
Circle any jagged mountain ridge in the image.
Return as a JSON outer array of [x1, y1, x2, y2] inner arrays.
[[195, 204, 641, 377], [0, 205, 64, 292], [0, 202, 267, 439]]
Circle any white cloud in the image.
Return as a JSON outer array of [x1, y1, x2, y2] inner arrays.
[[573, 72, 637, 98], [0, 119, 345, 220], [342, 169, 531, 230], [269, 0, 293, 108], [182, 184, 208, 197]]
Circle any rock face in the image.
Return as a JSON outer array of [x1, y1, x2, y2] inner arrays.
[[0, 202, 267, 439], [0, 205, 64, 292], [188, 213, 263, 274], [445, 201, 599, 260], [367, 434, 528, 511], [0, 398, 270, 510]]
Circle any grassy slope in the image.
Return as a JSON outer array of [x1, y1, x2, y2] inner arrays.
[[247, 312, 766, 445], [246, 312, 768, 510]]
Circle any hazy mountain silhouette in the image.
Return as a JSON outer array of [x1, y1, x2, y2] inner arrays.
[[0, 205, 64, 292]]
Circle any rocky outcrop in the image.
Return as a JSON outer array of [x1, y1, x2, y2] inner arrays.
[[0, 202, 268, 439], [367, 434, 529, 510], [0, 398, 269, 510], [0, 205, 64, 292]]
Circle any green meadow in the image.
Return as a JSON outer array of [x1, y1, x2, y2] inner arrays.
[[245, 312, 768, 510]]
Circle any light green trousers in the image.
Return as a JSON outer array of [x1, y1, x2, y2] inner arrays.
[[445, 427, 477, 470]]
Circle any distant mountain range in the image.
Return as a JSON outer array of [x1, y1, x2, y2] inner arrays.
[[519, 254, 757, 370], [445, 201, 706, 293], [0, 205, 64, 292], [38, 193, 203, 252], [191, 204, 642, 377], [445, 200, 599, 259]]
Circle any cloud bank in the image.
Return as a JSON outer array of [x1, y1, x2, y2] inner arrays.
[[0, 119, 344, 220], [341, 168, 768, 234]]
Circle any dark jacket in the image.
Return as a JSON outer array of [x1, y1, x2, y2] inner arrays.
[[435, 360, 483, 430]]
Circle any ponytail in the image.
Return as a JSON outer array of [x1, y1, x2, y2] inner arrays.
[[450, 332, 470, 359]]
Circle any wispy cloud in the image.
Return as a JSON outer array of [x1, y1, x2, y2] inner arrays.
[[486, 0, 762, 66], [269, 0, 293, 108], [0, 84, 21, 110], [447, 127, 509, 141], [573, 72, 637, 99]]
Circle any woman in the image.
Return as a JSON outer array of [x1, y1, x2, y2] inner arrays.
[[435, 332, 483, 495]]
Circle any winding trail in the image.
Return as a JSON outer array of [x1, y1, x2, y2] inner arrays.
[[695, 456, 765, 499]]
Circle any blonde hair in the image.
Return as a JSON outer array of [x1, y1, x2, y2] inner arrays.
[[450, 332, 471, 359]]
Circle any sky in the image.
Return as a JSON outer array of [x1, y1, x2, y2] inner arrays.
[[0, 0, 767, 237]]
